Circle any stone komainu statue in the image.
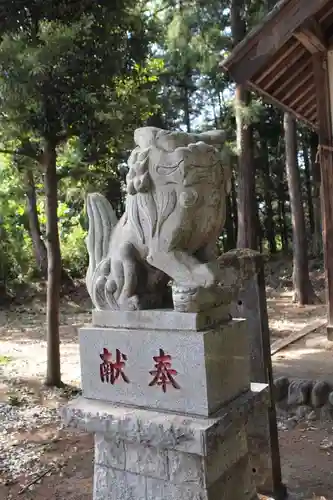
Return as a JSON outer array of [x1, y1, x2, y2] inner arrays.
[[86, 127, 232, 312]]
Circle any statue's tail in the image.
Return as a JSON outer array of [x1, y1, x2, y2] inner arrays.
[[85, 193, 118, 300]]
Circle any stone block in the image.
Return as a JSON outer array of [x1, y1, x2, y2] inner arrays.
[[288, 379, 313, 406], [62, 384, 268, 457], [247, 384, 286, 499], [93, 464, 146, 500], [79, 315, 249, 416], [92, 306, 230, 332], [168, 449, 205, 486], [208, 455, 257, 500], [311, 380, 331, 407], [146, 455, 256, 500], [63, 387, 268, 500], [146, 477, 205, 500], [95, 433, 125, 469], [167, 425, 248, 488], [274, 376, 290, 402], [205, 426, 248, 485], [124, 442, 168, 479]]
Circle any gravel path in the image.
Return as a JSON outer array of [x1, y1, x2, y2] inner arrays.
[[0, 294, 89, 489], [0, 402, 61, 481]]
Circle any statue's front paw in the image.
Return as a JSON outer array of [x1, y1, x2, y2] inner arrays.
[[192, 263, 216, 287], [119, 295, 141, 311]]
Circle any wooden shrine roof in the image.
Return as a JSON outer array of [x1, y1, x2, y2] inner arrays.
[[221, 0, 333, 129]]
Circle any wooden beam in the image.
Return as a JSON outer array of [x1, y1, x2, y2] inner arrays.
[[248, 80, 316, 130], [294, 19, 327, 53], [297, 91, 316, 113], [294, 31, 325, 53], [271, 318, 327, 355], [303, 102, 317, 118], [308, 112, 318, 123], [319, 4, 333, 23], [277, 67, 312, 102], [264, 47, 306, 91], [312, 52, 333, 337], [288, 82, 315, 109], [221, 0, 330, 84], [256, 41, 301, 85], [273, 58, 311, 98]]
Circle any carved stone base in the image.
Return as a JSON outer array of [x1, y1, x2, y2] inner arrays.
[[62, 387, 268, 500], [79, 310, 249, 417]]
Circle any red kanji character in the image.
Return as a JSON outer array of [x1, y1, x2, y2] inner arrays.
[[99, 348, 130, 384], [149, 348, 180, 393]]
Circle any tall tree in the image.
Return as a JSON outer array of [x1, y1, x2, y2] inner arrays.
[[309, 132, 322, 255], [0, 1, 152, 386], [23, 168, 48, 277], [231, 0, 257, 249], [302, 141, 315, 237], [283, 113, 315, 304]]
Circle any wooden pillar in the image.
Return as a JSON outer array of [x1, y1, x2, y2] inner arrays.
[[313, 52, 333, 340]]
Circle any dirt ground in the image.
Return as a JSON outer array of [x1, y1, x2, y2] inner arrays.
[[1, 260, 333, 499]]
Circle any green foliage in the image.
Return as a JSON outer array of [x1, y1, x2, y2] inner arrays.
[[61, 224, 88, 278], [0, 0, 321, 290], [0, 2, 154, 150], [0, 1, 164, 289], [58, 202, 88, 277], [0, 157, 35, 283]]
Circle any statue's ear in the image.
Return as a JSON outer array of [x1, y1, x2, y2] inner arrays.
[[198, 130, 226, 145], [134, 127, 160, 149], [156, 130, 190, 152]]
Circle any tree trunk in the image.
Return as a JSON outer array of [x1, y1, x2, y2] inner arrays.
[[310, 132, 323, 255], [284, 113, 315, 304], [257, 202, 263, 253], [224, 194, 236, 251], [24, 169, 48, 277], [261, 141, 277, 254], [278, 198, 288, 253], [303, 142, 314, 236], [24, 169, 74, 288], [231, 0, 257, 250], [43, 141, 62, 387], [183, 82, 191, 133], [235, 87, 257, 249], [230, 169, 238, 239], [264, 191, 277, 254], [277, 163, 289, 253]]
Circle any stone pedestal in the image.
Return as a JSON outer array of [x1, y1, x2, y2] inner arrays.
[[80, 310, 249, 416], [63, 386, 268, 500], [63, 308, 268, 499]]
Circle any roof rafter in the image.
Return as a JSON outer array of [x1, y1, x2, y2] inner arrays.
[[221, 0, 330, 84]]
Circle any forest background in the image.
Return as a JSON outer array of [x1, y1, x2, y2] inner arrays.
[[0, 0, 322, 386]]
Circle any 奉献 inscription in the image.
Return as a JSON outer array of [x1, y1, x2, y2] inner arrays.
[[99, 348, 130, 384], [149, 349, 180, 393]]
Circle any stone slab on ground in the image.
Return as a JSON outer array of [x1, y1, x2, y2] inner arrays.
[[79, 315, 249, 417]]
